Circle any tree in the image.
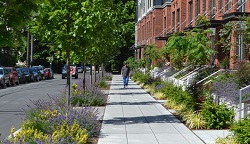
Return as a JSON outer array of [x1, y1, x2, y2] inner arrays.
[[186, 28, 215, 66], [163, 32, 188, 70], [164, 16, 215, 69], [30, 0, 114, 107], [0, 0, 40, 66], [111, 0, 135, 71], [143, 44, 161, 72]]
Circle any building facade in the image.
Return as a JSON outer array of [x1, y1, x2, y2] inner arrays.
[[135, 0, 250, 69]]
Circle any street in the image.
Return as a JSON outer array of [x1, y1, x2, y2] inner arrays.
[[0, 73, 85, 138]]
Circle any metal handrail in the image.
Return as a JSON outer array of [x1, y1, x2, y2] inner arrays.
[[211, 0, 232, 18], [196, 69, 225, 85], [180, 65, 206, 79], [171, 65, 192, 78], [224, 0, 241, 14], [236, 0, 248, 10]]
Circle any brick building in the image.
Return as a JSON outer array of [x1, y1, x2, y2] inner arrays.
[[135, 0, 250, 69]]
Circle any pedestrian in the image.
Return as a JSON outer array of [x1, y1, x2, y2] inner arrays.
[[121, 62, 130, 88]]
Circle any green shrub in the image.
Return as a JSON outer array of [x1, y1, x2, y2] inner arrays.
[[131, 72, 151, 85], [230, 116, 250, 144], [99, 80, 108, 88], [103, 73, 112, 81], [234, 61, 250, 87], [182, 111, 207, 129], [71, 82, 106, 106], [216, 136, 238, 144], [11, 121, 89, 144], [201, 98, 234, 129], [154, 92, 166, 99], [71, 95, 105, 106], [22, 109, 59, 133], [162, 82, 196, 111]]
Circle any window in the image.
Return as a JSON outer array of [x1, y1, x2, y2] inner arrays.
[[227, 0, 232, 11], [236, 22, 246, 61], [149, 21, 150, 38], [203, 0, 206, 14], [197, 0, 200, 16], [210, 0, 215, 18], [237, 0, 245, 12], [153, 18, 155, 36], [177, 9, 180, 31], [236, 34, 245, 61], [164, 16, 166, 30], [172, 12, 175, 31], [189, 1, 193, 25], [220, 0, 223, 10], [164, 16, 166, 36], [139, 49, 141, 59], [142, 25, 144, 40]]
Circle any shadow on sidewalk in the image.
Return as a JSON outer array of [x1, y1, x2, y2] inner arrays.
[[102, 114, 181, 125]]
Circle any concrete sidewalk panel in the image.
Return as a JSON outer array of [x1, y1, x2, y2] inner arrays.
[[126, 123, 152, 134], [155, 133, 190, 144], [149, 123, 180, 134], [100, 123, 126, 134], [98, 134, 127, 144], [127, 134, 158, 144]]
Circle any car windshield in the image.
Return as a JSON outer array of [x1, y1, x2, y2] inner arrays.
[[16, 70, 22, 74], [0, 69, 3, 74], [33, 66, 42, 70], [30, 68, 37, 72], [6, 69, 11, 73], [22, 68, 29, 73]]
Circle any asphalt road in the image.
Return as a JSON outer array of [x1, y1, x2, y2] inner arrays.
[[0, 73, 86, 138]]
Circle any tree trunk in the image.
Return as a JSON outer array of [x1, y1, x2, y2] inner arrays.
[[101, 63, 104, 78], [94, 65, 96, 83], [98, 65, 101, 80], [90, 64, 93, 85], [82, 62, 86, 92], [66, 48, 71, 108]]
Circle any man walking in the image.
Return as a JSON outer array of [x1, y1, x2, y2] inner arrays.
[[121, 62, 130, 88]]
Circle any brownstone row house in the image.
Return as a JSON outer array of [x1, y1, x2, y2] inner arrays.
[[135, 0, 250, 69]]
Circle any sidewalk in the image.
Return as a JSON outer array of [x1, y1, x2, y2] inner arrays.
[[98, 75, 229, 144]]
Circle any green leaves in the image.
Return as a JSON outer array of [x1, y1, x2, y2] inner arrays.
[[164, 28, 215, 69], [164, 32, 188, 69], [186, 28, 215, 66], [230, 115, 250, 144], [201, 98, 234, 129]]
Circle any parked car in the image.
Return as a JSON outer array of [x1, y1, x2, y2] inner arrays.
[[30, 68, 42, 81], [77, 66, 83, 73], [16, 68, 26, 84], [0, 67, 11, 87], [5, 67, 19, 86], [62, 65, 78, 79], [44, 68, 54, 79], [32, 65, 45, 80], [17, 68, 34, 82], [85, 66, 90, 71]]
